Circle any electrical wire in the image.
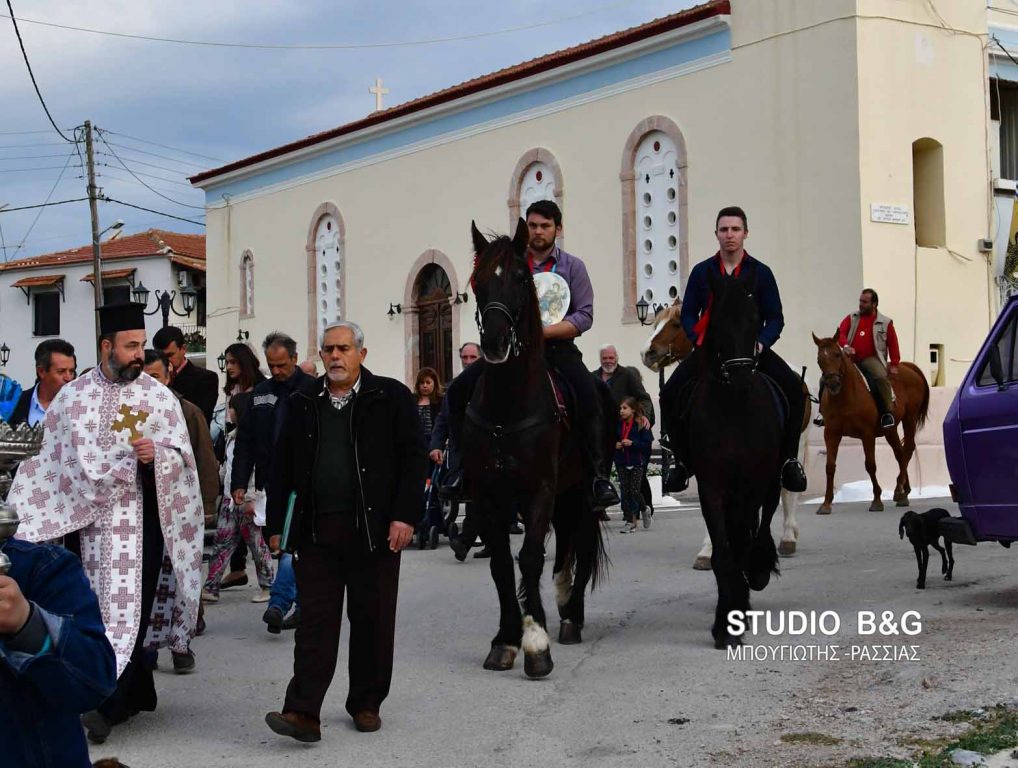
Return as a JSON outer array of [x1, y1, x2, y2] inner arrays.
[[7, 149, 77, 260], [0, 153, 77, 161], [99, 130, 223, 163], [4, 0, 74, 143], [96, 151, 202, 176], [97, 132, 206, 209], [102, 142, 208, 168], [0, 164, 82, 173], [0, 141, 71, 148], [98, 170, 204, 198], [0, 128, 66, 136], [0, 0, 639, 52], [0, 197, 88, 213], [97, 162, 195, 189], [102, 197, 205, 226]]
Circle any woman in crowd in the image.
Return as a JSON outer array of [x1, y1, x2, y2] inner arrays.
[[415, 367, 445, 541]]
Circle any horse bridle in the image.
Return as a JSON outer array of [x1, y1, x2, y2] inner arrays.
[[718, 350, 758, 383], [475, 301, 522, 359]]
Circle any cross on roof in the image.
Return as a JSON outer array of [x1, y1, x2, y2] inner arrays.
[[370, 77, 390, 112]]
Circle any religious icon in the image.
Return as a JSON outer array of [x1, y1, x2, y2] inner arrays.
[[533, 272, 571, 327], [110, 404, 150, 441]]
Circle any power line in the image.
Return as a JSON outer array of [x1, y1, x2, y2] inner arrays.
[[0, 164, 82, 173], [97, 162, 194, 189], [100, 130, 224, 163], [102, 197, 205, 226], [0, 128, 65, 136], [0, 141, 71, 148], [97, 150, 203, 175], [4, 0, 74, 143], [8, 149, 78, 260], [102, 142, 208, 168], [0, 0, 638, 51], [98, 169, 204, 198], [96, 132, 206, 209], [0, 153, 77, 161], [0, 197, 88, 213]]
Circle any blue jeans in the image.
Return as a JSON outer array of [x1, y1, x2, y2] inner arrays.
[[269, 553, 298, 614]]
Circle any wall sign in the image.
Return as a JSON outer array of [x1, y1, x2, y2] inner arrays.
[[870, 204, 911, 225]]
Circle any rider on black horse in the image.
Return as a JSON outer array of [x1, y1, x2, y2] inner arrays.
[[445, 200, 620, 511], [661, 206, 808, 494]]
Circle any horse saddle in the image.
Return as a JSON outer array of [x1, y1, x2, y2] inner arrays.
[[853, 364, 896, 404]]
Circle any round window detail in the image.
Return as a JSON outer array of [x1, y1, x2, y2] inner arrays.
[[320, 299, 328, 312], [335, 279, 341, 290], [326, 221, 332, 231], [643, 263, 654, 277], [653, 140, 661, 152], [320, 281, 327, 294], [642, 192, 652, 206], [643, 215, 652, 229], [334, 260, 341, 271], [535, 169, 543, 182], [668, 235, 677, 249], [668, 285, 679, 299], [643, 239, 653, 254], [644, 288, 654, 302], [320, 264, 327, 276], [667, 187, 676, 201], [668, 259, 678, 274], [667, 211, 677, 225]]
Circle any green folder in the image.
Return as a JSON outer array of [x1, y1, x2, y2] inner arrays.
[[280, 491, 297, 551]]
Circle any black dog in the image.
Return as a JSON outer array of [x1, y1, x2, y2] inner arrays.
[[898, 509, 955, 589]]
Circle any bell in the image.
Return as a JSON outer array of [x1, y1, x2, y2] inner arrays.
[[0, 500, 19, 576]]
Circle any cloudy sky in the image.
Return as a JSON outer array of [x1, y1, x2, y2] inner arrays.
[[1, 0, 697, 261]]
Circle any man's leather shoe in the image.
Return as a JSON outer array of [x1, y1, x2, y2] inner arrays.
[[663, 463, 690, 493], [82, 710, 112, 744], [352, 710, 382, 733], [473, 546, 492, 559], [266, 711, 321, 743], [450, 536, 471, 562], [281, 608, 300, 631], [781, 459, 808, 493], [593, 477, 620, 508], [263, 606, 284, 635], [813, 415, 825, 427], [172, 649, 196, 674], [220, 571, 248, 590], [879, 413, 895, 430], [508, 523, 524, 535]]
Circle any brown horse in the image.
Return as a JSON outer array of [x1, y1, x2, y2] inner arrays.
[[641, 300, 812, 562], [812, 334, 930, 514]]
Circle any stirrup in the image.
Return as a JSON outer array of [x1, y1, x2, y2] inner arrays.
[[813, 415, 825, 427], [663, 463, 689, 493], [879, 413, 895, 430]]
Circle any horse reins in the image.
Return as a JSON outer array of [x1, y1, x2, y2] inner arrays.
[[475, 301, 522, 360]]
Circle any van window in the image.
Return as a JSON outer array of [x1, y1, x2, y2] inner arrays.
[[977, 311, 1018, 386]]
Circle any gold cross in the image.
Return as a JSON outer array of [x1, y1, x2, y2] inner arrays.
[[110, 404, 150, 441]]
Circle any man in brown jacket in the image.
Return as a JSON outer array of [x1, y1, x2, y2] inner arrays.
[[144, 350, 219, 524]]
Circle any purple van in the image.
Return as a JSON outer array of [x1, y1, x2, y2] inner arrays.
[[942, 293, 1018, 545]]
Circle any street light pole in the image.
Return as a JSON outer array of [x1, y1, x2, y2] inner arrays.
[[84, 121, 103, 350]]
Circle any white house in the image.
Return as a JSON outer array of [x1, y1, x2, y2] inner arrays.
[[0, 229, 207, 386]]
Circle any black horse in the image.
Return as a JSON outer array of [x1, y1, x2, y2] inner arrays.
[[684, 270, 783, 649], [461, 219, 608, 678]]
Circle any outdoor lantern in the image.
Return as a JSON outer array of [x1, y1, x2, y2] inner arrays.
[[217, 353, 226, 373], [132, 281, 150, 306], [387, 303, 402, 318], [635, 297, 650, 325], [0, 343, 9, 367], [180, 286, 197, 314], [236, 330, 249, 342]]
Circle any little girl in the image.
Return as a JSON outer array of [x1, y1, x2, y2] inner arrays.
[[614, 397, 653, 534]]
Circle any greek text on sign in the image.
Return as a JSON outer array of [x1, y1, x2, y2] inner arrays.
[[870, 204, 911, 225]]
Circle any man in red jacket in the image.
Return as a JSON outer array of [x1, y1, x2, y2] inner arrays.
[[837, 288, 900, 429]]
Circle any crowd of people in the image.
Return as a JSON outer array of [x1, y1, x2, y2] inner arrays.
[[0, 199, 903, 764]]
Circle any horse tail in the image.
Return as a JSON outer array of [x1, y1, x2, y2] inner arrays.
[[902, 362, 931, 431], [589, 514, 610, 591]]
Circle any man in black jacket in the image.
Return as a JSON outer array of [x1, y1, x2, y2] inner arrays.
[[153, 326, 218, 423], [264, 321, 426, 743], [590, 344, 655, 426], [232, 332, 313, 627]]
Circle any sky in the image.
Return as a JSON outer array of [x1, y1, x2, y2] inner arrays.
[[0, 0, 698, 262]]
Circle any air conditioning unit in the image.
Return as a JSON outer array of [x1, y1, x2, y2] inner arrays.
[[177, 271, 194, 289]]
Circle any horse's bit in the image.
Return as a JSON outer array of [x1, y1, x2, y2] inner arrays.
[[475, 301, 522, 359]]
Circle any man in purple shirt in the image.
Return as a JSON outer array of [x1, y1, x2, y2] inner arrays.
[[446, 200, 619, 509]]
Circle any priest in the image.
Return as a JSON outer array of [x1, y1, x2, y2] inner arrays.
[[7, 302, 204, 744]]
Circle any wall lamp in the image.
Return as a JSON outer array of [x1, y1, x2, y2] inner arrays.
[[635, 297, 666, 326], [387, 303, 402, 318]]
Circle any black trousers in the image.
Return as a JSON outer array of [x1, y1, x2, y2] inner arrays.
[[661, 346, 805, 463], [99, 470, 162, 724], [284, 515, 401, 721]]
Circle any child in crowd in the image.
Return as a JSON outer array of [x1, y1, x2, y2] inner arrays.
[[614, 397, 653, 533], [415, 368, 445, 543]]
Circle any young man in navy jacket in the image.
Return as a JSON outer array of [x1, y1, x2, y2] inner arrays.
[[660, 206, 807, 494]]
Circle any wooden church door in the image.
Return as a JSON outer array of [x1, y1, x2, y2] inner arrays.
[[414, 264, 453, 383]]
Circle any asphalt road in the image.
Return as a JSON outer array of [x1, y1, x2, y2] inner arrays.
[[87, 497, 1018, 768]]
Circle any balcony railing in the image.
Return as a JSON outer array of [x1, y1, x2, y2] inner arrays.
[[180, 324, 206, 355]]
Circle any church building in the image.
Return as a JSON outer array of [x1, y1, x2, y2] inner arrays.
[[191, 0, 1001, 396]]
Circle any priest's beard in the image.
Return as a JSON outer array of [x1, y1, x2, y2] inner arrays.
[[107, 350, 143, 382]]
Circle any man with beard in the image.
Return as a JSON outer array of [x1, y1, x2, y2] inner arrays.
[[8, 302, 204, 744]]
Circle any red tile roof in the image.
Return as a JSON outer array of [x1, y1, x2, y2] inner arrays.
[[190, 0, 730, 185], [80, 267, 137, 283], [11, 274, 65, 288], [0, 230, 205, 273]]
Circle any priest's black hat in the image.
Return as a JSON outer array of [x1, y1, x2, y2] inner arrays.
[[97, 302, 147, 335]]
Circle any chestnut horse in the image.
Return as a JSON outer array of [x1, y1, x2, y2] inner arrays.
[[641, 301, 812, 565], [812, 334, 930, 514]]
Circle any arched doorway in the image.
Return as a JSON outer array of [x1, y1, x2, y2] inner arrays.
[[414, 263, 453, 383]]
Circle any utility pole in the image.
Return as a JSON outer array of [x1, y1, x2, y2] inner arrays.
[[84, 120, 103, 349]]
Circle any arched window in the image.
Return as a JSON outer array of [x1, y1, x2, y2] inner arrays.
[[304, 203, 346, 354], [620, 117, 688, 324], [508, 149, 563, 232], [239, 251, 255, 318]]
